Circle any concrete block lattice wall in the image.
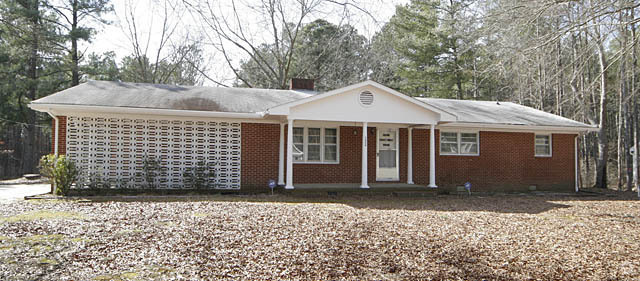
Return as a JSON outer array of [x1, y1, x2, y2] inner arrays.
[[64, 115, 241, 189]]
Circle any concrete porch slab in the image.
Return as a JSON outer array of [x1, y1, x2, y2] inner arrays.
[[283, 183, 437, 196], [294, 183, 429, 189]]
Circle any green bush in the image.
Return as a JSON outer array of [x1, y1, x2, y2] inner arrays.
[[38, 155, 80, 195], [183, 161, 216, 189], [141, 155, 163, 189]]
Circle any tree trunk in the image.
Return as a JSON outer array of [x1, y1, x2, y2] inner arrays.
[[594, 38, 609, 189], [21, 0, 40, 175], [618, 48, 625, 189], [632, 6, 640, 193], [71, 0, 79, 86]]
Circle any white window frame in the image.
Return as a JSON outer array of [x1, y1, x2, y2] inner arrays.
[[293, 127, 340, 164], [534, 134, 552, 157], [439, 130, 480, 156]]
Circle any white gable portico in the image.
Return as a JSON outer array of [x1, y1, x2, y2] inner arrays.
[[269, 81, 456, 124], [267, 80, 457, 190]]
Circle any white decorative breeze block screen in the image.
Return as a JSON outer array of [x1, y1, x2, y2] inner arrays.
[[66, 115, 241, 189]]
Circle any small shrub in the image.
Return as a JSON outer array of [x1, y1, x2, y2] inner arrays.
[[183, 161, 216, 189], [38, 154, 56, 179], [38, 155, 79, 195], [87, 167, 108, 189], [141, 155, 163, 189]]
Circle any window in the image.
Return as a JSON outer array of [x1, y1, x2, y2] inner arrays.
[[292, 127, 304, 161], [307, 128, 321, 161], [293, 127, 339, 163], [324, 128, 338, 161], [440, 131, 479, 155], [535, 134, 552, 157]]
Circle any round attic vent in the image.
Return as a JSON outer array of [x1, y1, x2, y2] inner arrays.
[[359, 91, 374, 106]]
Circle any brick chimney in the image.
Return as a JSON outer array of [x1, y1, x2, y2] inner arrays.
[[289, 78, 314, 91]]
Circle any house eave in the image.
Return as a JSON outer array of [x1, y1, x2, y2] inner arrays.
[[438, 122, 599, 133], [28, 103, 266, 119]]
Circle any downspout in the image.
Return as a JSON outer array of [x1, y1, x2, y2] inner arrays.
[[47, 111, 59, 157], [47, 111, 59, 194], [575, 134, 579, 192]]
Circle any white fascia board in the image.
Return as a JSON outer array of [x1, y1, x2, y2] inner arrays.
[[28, 103, 266, 119], [266, 80, 458, 121], [438, 122, 599, 133]]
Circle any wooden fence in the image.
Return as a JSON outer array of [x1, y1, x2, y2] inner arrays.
[[0, 123, 51, 180]]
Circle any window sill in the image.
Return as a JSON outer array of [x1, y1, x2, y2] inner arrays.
[[293, 161, 341, 165], [439, 153, 480, 157], [535, 155, 552, 158]]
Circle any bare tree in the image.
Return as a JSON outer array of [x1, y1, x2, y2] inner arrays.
[[119, 0, 205, 85], [182, 0, 374, 89]]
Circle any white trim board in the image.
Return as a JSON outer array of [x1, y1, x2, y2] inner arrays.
[[29, 103, 266, 120], [437, 123, 597, 133]]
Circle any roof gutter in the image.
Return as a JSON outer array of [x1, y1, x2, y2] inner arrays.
[[29, 103, 266, 119], [437, 122, 599, 133]]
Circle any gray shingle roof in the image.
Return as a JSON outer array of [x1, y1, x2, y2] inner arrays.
[[32, 80, 313, 113], [417, 98, 592, 128], [32, 80, 594, 129]]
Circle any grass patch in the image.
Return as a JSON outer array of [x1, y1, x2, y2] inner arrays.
[[22, 234, 66, 244], [148, 266, 175, 278], [156, 221, 176, 227], [1, 210, 86, 223], [39, 258, 59, 265], [70, 237, 93, 243], [120, 272, 139, 279], [30, 244, 53, 254], [26, 199, 70, 205], [93, 271, 141, 280], [191, 212, 209, 218]]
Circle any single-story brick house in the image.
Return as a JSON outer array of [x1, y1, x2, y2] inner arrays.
[[29, 79, 597, 192]]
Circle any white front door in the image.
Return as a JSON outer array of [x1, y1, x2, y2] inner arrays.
[[376, 128, 399, 181]]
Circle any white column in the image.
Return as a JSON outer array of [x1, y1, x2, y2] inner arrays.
[[53, 116, 60, 156], [428, 124, 437, 188], [285, 119, 295, 189], [278, 123, 285, 185], [407, 127, 414, 184], [360, 122, 369, 189]]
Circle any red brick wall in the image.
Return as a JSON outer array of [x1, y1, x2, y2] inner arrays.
[[51, 116, 67, 155], [293, 126, 363, 183], [434, 131, 576, 191], [241, 124, 410, 188], [241, 123, 280, 190], [241, 122, 577, 191], [411, 128, 428, 185]]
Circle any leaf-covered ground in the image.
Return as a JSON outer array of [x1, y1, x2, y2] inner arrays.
[[1, 192, 639, 280]]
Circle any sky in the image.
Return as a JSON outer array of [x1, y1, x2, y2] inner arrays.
[[82, 0, 408, 86]]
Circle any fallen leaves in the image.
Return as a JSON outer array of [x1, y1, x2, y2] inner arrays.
[[0, 193, 638, 280]]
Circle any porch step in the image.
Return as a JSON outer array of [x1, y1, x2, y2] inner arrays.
[[281, 186, 439, 197], [391, 190, 438, 198]]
